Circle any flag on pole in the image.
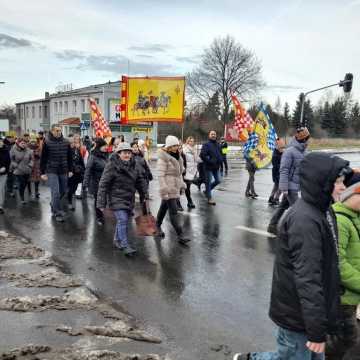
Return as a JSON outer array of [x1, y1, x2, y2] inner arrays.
[[89, 98, 112, 138], [243, 104, 277, 169], [230, 92, 254, 142]]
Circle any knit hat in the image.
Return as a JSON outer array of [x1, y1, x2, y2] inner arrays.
[[165, 135, 180, 148], [340, 173, 360, 202], [115, 142, 132, 153], [295, 127, 310, 142]]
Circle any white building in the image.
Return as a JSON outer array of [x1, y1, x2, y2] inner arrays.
[[16, 80, 158, 143]]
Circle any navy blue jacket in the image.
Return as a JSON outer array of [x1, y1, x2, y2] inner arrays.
[[200, 140, 223, 171]]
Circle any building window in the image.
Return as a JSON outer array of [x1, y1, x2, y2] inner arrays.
[[64, 101, 68, 113], [59, 102, 63, 113], [44, 105, 48, 118], [95, 98, 99, 104], [54, 102, 58, 113], [81, 99, 85, 112], [26, 106, 29, 118], [32, 106, 35, 118], [72, 100, 77, 113], [20, 108, 23, 119], [17, 108, 20, 119], [39, 106, 42, 118]]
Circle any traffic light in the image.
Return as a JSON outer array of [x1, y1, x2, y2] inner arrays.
[[340, 73, 353, 93]]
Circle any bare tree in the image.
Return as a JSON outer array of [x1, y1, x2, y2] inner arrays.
[[187, 35, 264, 122]]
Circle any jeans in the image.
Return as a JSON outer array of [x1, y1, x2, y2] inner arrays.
[[204, 169, 221, 199], [269, 190, 298, 227], [6, 172, 14, 194], [250, 327, 324, 360], [48, 173, 68, 215], [16, 174, 30, 201], [326, 305, 360, 360], [114, 209, 130, 247], [0, 175, 6, 207], [156, 198, 182, 235], [94, 195, 104, 223]]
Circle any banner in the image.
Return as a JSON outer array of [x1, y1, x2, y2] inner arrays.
[[243, 104, 277, 169], [121, 76, 185, 123]]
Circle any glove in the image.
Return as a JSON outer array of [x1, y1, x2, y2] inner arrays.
[[0, 167, 6, 174]]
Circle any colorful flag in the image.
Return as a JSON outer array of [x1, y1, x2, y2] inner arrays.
[[243, 104, 277, 169], [230, 93, 254, 142], [89, 98, 112, 138], [120, 76, 185, 123]]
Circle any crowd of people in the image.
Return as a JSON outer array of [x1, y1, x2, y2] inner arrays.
[[0, 124, 360, 359]]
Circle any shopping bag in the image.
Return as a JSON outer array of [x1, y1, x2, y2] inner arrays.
[[135, 201, 157, 236]]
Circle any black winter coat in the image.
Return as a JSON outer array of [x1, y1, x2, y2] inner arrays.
[[269, 152, 350, 343], [83, 150, 108, 195], [0, 147, 10, 176], [200, 140, 223, 171], [71, 147, 85, 177], [133, 153, 153, 182], [97, 154, 148, 211], [40, 133, 73, 175], [271, 148, 282, 184]]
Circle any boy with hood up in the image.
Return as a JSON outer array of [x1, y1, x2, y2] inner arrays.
[[234, 152, 351, 360]]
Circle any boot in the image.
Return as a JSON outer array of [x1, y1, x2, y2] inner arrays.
[[178, 234, 191, 245], [155, 226, 165, 238], [267, 224, 277, 235], [123, 246, 137, 256]]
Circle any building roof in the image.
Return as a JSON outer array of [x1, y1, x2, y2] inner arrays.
[[15, 98, 49, 105], [58, 117, 80, 126]]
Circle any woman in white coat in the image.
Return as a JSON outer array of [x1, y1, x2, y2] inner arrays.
[[182, 136, 198, 209]]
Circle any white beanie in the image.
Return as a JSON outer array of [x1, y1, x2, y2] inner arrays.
[[165, 135, 179, 148], [115, 142, 132, 153]]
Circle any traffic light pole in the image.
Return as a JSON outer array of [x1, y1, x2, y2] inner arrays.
[[300, 78, 353, 127]]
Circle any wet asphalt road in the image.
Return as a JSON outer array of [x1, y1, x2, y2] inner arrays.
[[1, 152, 359, 360]]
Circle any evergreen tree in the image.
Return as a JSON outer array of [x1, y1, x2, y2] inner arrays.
[[292, 94, 314, 131], [329, 97, 348, 137], [320, 101, 331, 131], [350, 102, 360, 136], [204, 91, 221, 121], [283, 102, 291, 132]]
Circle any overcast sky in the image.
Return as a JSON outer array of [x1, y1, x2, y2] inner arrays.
[[0, 0, 359, 111]]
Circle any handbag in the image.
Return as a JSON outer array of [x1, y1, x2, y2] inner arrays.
[[135, 201, 157, 236]]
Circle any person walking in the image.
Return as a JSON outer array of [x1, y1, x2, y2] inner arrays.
[[4, 135, 15, 197], [0, 138, 10, 214], [325, 173, 360, 360], [244, 155, 257, 198], [67, 137, 85, 210], [83, 138, 108, 226], [268, 138, 285, 206], [267, 127, 310, 234], [40, 124, 73, 222], [234, 152, 350, 360], [131, 141, 153, 207], [28, 136, 41, 198], [155, 135, 190, 245], [219, 137, 229, 176], [182, 136, 198, 209], [10, 137, 33, 204], [200, 130, 223, 205], [97, 142, 148, 256]]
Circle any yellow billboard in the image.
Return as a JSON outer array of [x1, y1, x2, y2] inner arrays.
[[121, 76, 185, 123]]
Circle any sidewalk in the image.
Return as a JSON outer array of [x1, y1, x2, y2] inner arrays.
[[0, 230, 171, 360]]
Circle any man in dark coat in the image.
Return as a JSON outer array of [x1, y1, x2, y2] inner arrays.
[[234, 152, 351, 360], [97, 142, 148, 255], [0, 138, 10, 213], [200, 130, 223, 205], [40, 124, 73, 222]]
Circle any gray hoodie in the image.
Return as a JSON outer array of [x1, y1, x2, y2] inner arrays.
[[278, 138, 307, 192]]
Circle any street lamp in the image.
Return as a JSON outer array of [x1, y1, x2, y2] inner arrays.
[[300, 73, 353, 127]]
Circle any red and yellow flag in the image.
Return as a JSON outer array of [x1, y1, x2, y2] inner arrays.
[[89, 98, 112, 138]]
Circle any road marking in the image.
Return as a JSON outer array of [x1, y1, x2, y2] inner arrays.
[[181, 212, 199, 217], [235, 225, 276, 238]]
